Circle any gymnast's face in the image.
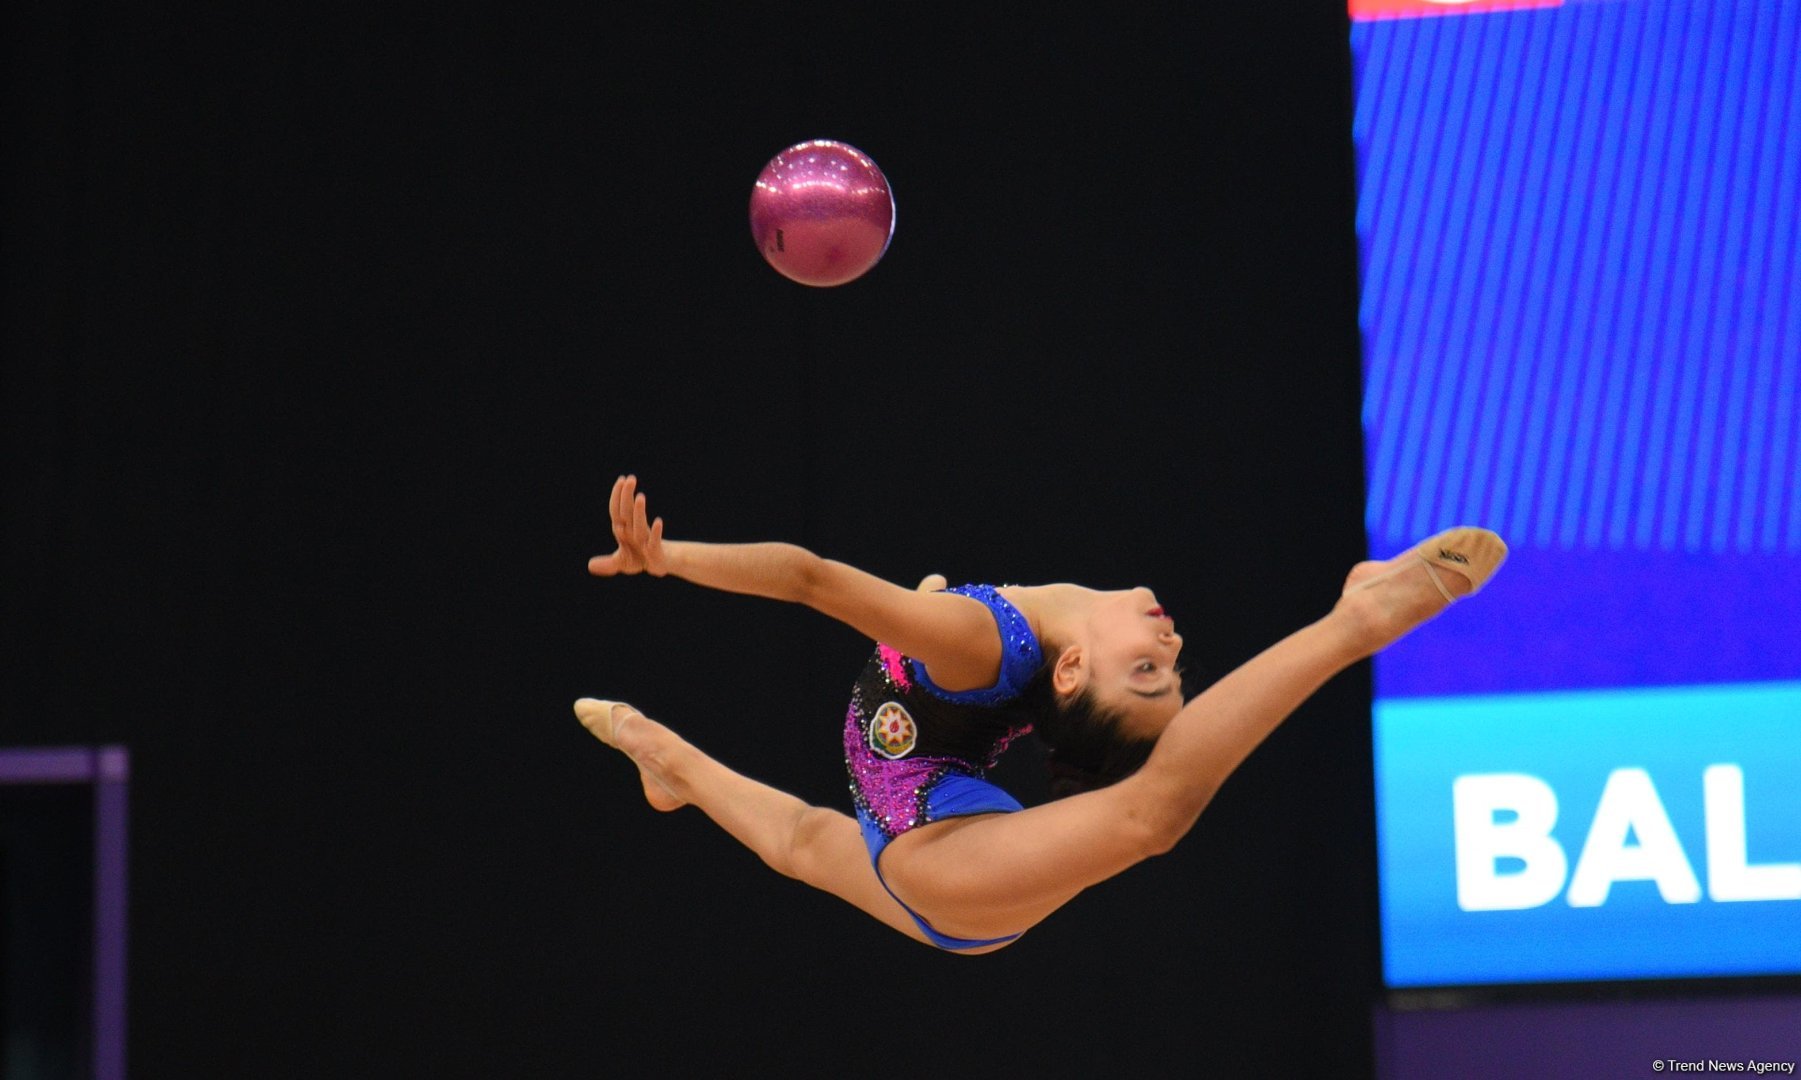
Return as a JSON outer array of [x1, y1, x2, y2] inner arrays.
[[1078, 586, 1186, 738]]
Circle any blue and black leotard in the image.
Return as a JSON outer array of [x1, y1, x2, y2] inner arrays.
[[841, 584, 1042, 950]]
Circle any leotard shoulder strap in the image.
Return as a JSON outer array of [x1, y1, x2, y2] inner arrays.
[[910, 584, 1043, 706]]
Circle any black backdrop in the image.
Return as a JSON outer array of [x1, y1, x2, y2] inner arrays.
[[5, 4, 1377, 1076]]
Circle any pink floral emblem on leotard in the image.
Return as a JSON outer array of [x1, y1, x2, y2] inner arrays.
[[876, 643, 912, 690], [868, 701, 918, 759]]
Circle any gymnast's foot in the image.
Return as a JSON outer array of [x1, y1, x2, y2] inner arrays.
[[573, 698, 686, 812], [1334, 527, 1507, 654]]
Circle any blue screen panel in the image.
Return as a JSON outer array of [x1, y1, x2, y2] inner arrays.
[[1353, 0, 1801, 988]]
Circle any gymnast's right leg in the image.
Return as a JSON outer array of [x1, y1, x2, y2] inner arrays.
[[572, 698, 935, 948]]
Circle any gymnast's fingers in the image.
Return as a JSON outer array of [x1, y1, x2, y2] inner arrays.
[[609, 475, 632, 545], [613, 475, 636, 533], [602, 475, 646, 574], [631, 492, 652, 552], [646, 516, 667, 575], [609, 511, 636, 570]]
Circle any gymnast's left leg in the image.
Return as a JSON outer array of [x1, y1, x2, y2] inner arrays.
[[572, 699, 940, 948]]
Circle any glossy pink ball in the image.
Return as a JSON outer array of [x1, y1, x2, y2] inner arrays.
[[749, 139, 895, 287]]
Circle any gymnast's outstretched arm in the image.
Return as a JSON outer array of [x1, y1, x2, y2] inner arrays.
[[588, 474, 1003, 691]]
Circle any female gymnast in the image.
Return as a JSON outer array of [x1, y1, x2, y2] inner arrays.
[[576, 475, 1506, 953]]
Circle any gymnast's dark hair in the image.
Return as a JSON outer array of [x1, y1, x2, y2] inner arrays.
[[998, 661, 1158, 800]]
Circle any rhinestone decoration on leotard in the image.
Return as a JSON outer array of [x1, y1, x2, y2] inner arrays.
[[985, 720, 1033, 767], [908, 584, 1042, 706], [877, 643, 913, 690], [842, 583, 1043, 841], [844, 705, 954, 837]]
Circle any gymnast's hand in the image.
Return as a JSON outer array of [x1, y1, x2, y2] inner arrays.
[[589, 474, 668, 577]]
